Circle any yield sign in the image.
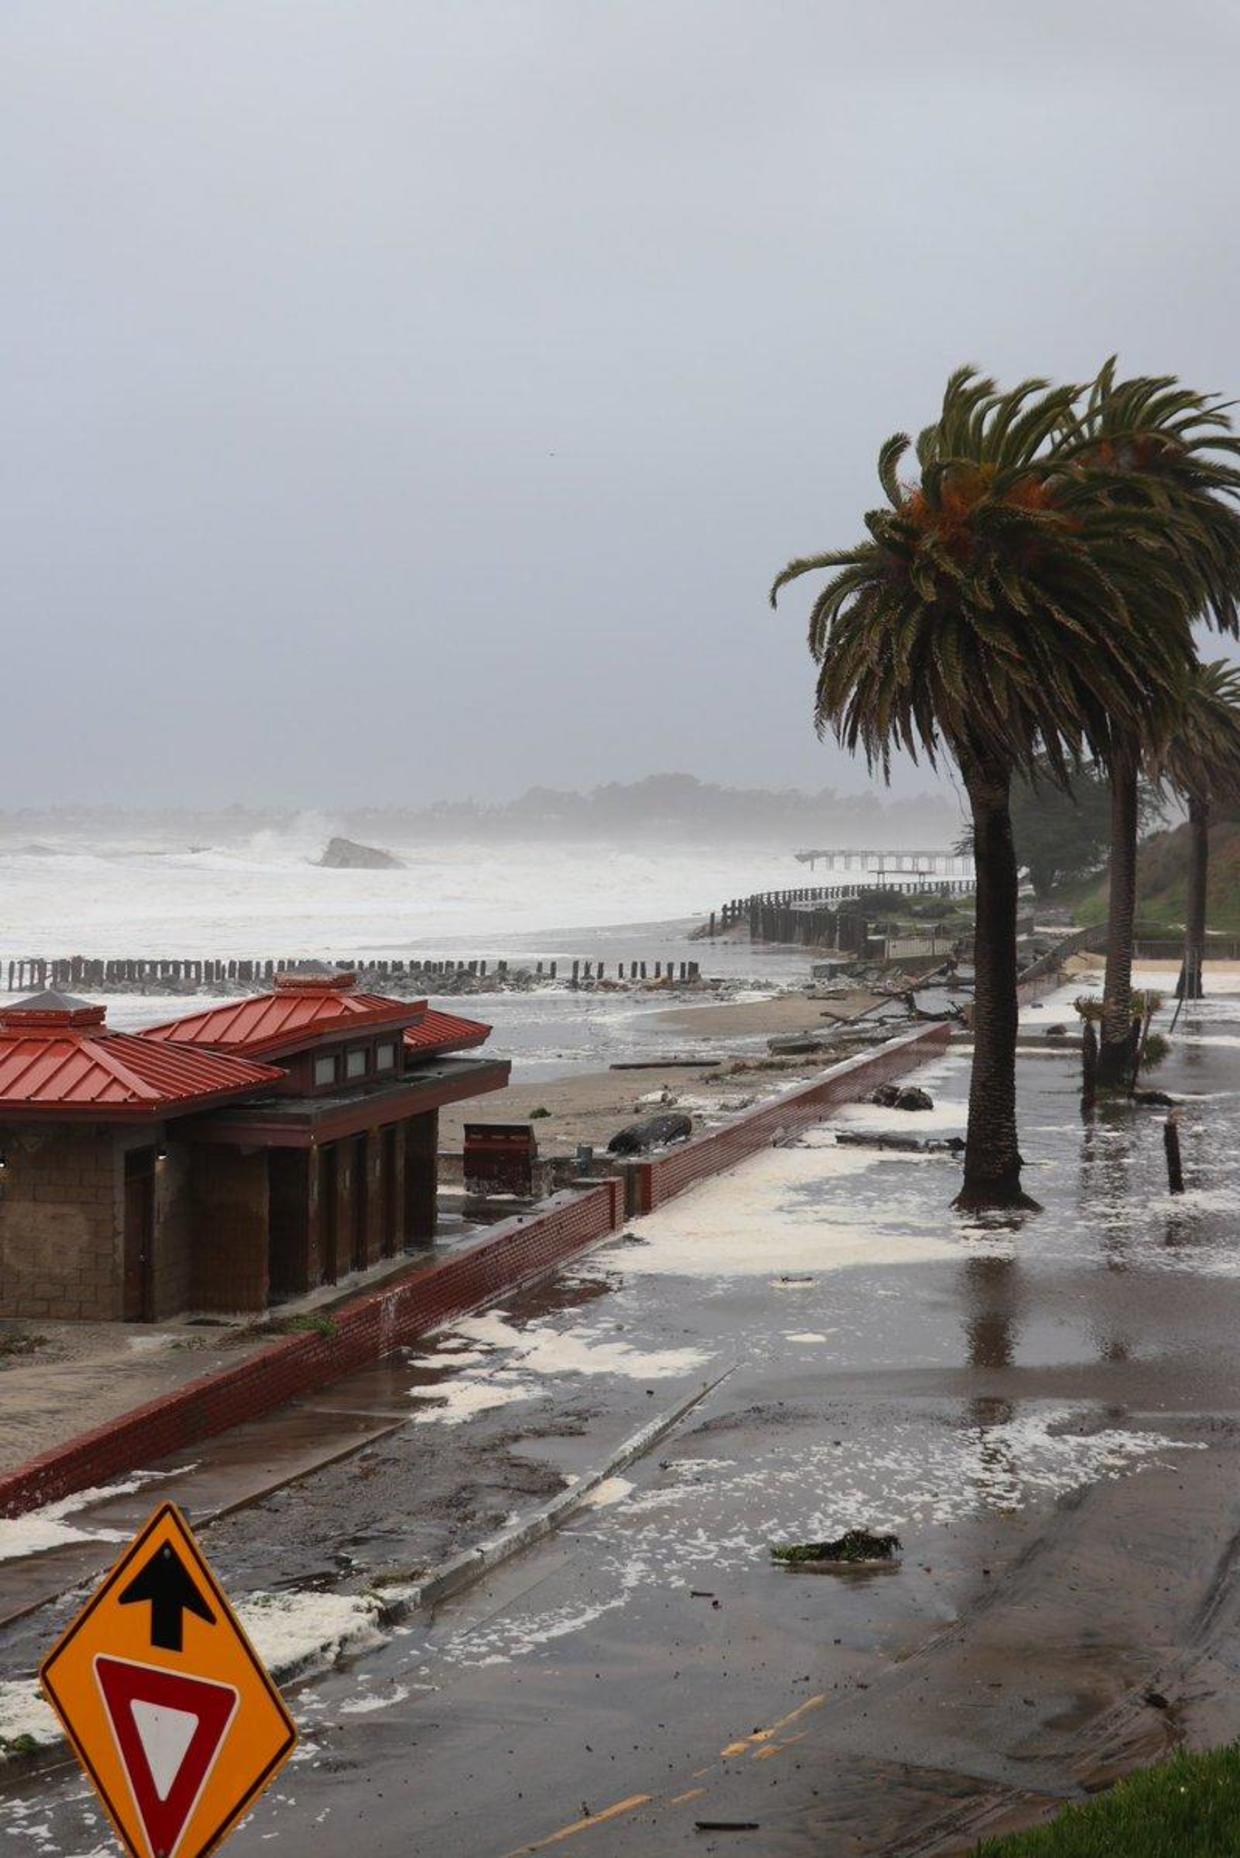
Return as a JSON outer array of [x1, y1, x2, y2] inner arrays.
[[95, 1658, 239, 1858], [41, 1505, 296, 1858]]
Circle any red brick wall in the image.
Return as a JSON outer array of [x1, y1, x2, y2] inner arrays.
[[0, 1177, 624, 1519], [633, 1024, 952, 1213]]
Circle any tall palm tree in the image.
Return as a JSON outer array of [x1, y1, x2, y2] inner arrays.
[[771, 368, 1194, 1212], [1154, 659, 1240, 999], [1054, 368, 1240, 1082]]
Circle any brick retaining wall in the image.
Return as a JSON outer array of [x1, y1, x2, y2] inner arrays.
[[0, 1178, 623, 1519], [633, 1023, 951, 1213]]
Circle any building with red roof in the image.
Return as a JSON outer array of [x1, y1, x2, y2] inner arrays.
[[0, 974, 508, 1323]]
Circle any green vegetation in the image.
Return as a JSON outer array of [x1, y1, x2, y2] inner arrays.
[[0, 1734, 41, 1759], [1067, 811, 1240, 935], [973, 1745, 1240, 1856], [957, 760, 1164, 898], [277, 1313, 338, 1338]]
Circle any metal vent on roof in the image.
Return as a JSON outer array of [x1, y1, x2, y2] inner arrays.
[[0, 991, 106, 1028], [273, 967, 358, 993]]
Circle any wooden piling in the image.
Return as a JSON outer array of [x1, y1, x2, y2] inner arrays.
[[1081, 1018, 1098, 1112], [1164, 1111, 1185, 1195]]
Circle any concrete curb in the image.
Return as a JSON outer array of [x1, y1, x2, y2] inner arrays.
[[381, 1364, 736, 1612], [0, 1369, 734, 1778]]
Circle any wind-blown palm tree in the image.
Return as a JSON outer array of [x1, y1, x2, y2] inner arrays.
[[1054, 368, 1240, 1081], [771, 368, 1195, 1211], [1154, 659, 1240, 999]]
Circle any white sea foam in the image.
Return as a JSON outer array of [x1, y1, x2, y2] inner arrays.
[[0, 1470, 178, 1563], [451, 1311, 710, 1380], [579, 1476, 635, 1510], [620, 1143, 966, 1279], [337, 1683, 411, 1716], [236, 1591, 385, 1676], [409, 1376, 545, 1426], [0, 836, 804, 962]]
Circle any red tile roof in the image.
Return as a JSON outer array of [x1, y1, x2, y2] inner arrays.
[[403, 1008, 492, 1059], [0, 995, 284, 1117], [141, 972, 424, 1060]]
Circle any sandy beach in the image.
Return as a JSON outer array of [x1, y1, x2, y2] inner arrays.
[[439, 986, 885, 1155]]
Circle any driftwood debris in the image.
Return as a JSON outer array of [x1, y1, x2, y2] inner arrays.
[[609, 1059, 721, 1070], [834, 1129, 963, 1155]]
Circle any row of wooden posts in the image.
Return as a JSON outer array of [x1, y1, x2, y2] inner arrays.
[[4, 954, 702, 993]]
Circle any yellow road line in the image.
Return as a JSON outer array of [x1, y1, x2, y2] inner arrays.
[[752, 1730, 809, 1762], [669, 1788, 707, 1806], [721, 1693, 826, 1757], [504, 1794, 653, 1855]]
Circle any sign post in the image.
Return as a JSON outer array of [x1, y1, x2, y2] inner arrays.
[[41, 1503, 297, 1858]]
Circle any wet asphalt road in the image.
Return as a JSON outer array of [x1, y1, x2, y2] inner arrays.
[[4, 978, 1240, 1856]]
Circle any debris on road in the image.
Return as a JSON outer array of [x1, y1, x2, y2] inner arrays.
[[771, 1529, 902, 1567], [607, 1112, 694, 1154]]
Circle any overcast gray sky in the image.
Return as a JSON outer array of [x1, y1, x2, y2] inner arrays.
[[3, 0, 1239, 806]]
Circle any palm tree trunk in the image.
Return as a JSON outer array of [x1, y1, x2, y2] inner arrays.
[[1180, 792, 1209, 1000], [1098, 737, 1139, 1087], [954, 757, 1038, 1211]]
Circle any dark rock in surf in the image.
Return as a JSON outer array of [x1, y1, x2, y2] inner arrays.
[[317, 837, 403, 870]]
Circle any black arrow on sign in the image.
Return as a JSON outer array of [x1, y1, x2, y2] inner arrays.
[[118, 1542, 216, 1652]]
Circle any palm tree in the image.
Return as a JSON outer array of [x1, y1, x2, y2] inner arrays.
[[771, 368, 1195, 1212], [1155, 659, 1240, 1000], [1054, 368, 1240, 1082]]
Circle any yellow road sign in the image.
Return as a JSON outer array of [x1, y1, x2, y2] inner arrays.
[[41, 1503, 297, 1858]]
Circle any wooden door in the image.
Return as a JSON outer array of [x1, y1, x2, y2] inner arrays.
[[320, 1144, 339, 1284], [123, 1148, 156, 1322], [380, 1126, 398, 1258], [351, 1134, 369, 1272]]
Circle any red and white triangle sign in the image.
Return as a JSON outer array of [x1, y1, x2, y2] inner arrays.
[[94, 1656, 239, 1858]]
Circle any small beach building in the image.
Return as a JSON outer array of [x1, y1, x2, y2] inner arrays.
[[0, 973, 509, 1323]]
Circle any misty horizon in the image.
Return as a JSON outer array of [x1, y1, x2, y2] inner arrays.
[[0, 772, 964, 851]]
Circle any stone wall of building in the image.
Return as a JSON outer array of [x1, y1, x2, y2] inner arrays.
[[0, 1124, 121, 1320], [190, 1147, 269, 1314]]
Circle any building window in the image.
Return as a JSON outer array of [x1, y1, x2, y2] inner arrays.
[[314, 1054, 338, 1088], [346, 1047, 368, 1080], [375, 1041, 397, 1071]]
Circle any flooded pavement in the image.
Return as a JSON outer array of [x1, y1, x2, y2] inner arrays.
[[3, 975, 1240, 1854]]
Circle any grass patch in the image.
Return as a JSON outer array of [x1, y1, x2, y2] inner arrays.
[[0, 1734, 41, 1759], [973, 1745, 1240, 1855], [274, 1314, 339, 1339]]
